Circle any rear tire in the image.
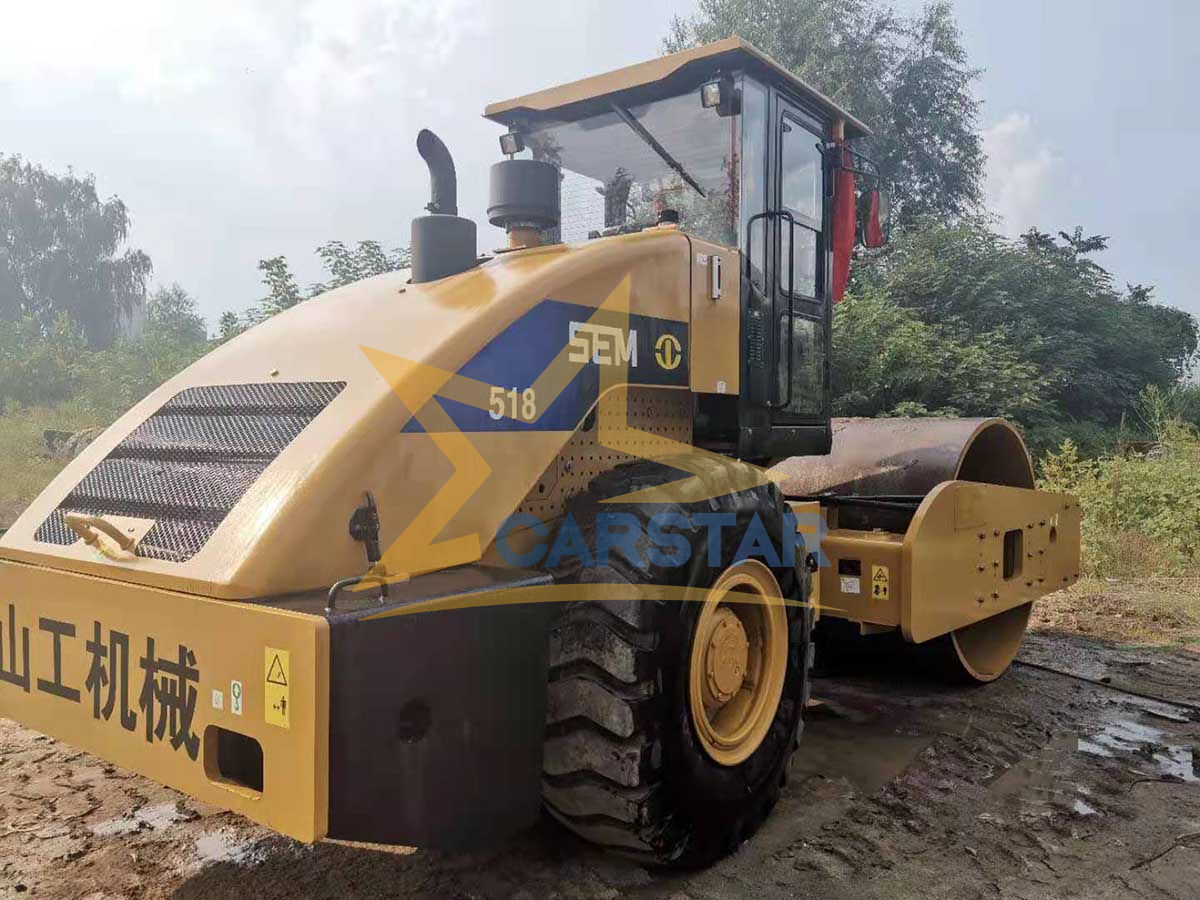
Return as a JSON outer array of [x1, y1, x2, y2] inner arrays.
[[541, 459, 812, 866]]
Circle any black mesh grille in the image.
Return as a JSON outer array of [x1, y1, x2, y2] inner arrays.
[[113, 414, 312, 461], [159, 382, 344, 414], [35, 381, 345, 561]]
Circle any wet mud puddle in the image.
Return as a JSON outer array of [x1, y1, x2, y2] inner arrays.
[[1077, 701, 1199, 783], [792, 690, 933, 792], [976, 693, 1199, 829], [800, 672, 1199, 834]]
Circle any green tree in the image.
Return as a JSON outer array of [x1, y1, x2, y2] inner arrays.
[[309, 240, 410, 294], [145, 284, 206, 344], [664, 0, 985, 221], [0, 155, 152, 347], [217, 310, 246, 342], [235, 240, 409, 331], [248, 255, 304, 323], [840, 222, 1198, 452], [0, 286, 209, 413], [832, 288, 1049, 422]]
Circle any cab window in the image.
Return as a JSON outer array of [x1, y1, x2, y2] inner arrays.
[[777, 115, 823, 300]]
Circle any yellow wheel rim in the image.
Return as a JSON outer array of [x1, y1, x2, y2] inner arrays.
[[688, 559, 788, 766]]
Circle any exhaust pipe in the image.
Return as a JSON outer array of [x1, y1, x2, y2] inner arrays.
[[416, 128, 458, 216], [411, 129, 476, 283]]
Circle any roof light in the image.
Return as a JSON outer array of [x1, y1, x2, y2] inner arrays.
[[700, 81, 723, 109], [700, 76, 739, 117], [499, 131, 525, 158]]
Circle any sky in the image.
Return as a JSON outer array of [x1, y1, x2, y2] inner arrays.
[[2, 0, 1198, 327]]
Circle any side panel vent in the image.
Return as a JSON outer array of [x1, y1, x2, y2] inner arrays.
[[34, 382, 345, 562]]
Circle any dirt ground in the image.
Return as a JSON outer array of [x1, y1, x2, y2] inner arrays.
[[3, 592, 1200, 900], [1031, 577, 1200, 649]]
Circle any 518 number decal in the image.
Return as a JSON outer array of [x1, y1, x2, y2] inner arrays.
[[488, 386, 537, 422]]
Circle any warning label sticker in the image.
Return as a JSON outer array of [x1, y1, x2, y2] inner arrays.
[[264, 647, 290, 729], [871, 565, 890, 600]]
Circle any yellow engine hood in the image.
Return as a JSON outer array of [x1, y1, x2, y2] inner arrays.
[[1, 230, 693, 599]]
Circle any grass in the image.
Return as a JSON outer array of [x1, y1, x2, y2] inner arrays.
[[1029, 408, 1200, 646], [0, 401, 115, 528], [1031, 576, 1200, 648]]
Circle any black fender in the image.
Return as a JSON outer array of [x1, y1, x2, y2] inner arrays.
[[324, 564, 554, 847]]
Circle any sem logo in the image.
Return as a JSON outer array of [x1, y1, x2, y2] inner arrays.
[[655, 333, 682, 370], [568, 321, 637, 367]]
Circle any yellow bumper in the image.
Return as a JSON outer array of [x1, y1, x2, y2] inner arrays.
[[0, 559, 328, 842]]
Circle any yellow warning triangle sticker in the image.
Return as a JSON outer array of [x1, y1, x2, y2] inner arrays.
[[266, 654, 288, 686], [873, 568, 888, 581]]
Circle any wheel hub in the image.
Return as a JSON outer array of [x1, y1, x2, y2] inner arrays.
[[687, 559, 788, 766], [703, 609, 749, 704]]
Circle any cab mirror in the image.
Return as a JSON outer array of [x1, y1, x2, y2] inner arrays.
[[863, 189, 889, 248]]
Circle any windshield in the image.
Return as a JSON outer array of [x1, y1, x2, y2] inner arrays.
[[523, 87, 741, 245]]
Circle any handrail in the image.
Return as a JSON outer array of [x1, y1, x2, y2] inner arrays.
[[64, 512, 139, 562], [327, 574, 392, 612], [745, 209, 797, 409]]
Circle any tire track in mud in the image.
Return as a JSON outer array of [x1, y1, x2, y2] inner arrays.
[[1023, 632, 1200, 709], [750, 635, 1200, 900]]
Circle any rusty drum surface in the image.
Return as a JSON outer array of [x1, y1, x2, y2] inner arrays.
[[771, 417, 1035, 498]]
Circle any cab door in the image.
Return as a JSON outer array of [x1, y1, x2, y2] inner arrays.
[[768, 96, 831, 428]]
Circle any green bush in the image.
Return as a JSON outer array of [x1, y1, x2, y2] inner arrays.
[[0, 286, 210, 420], [79, 331, 208, 419], [1039, 402, 1200, 577], [0, 295, 212, 518], [831, 289, 1050, 422], [0, 316, 85, 409], [1164, 381, 1200, 430], [1022, 420, 1124, 461]]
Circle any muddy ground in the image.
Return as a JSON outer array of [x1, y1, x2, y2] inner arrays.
[[3, 624, 1199, 900]]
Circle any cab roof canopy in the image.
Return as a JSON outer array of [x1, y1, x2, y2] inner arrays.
[[484, 36, 871, 139]]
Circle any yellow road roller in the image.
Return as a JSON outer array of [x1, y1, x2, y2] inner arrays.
[[0, 37, 1078, 866]]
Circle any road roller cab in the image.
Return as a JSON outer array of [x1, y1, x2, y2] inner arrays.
[[0, 37, 1078, 868], [484, 36, 886, 461]]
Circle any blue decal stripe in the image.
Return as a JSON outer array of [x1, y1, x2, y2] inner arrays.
[[402, 299, 688, 433]]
